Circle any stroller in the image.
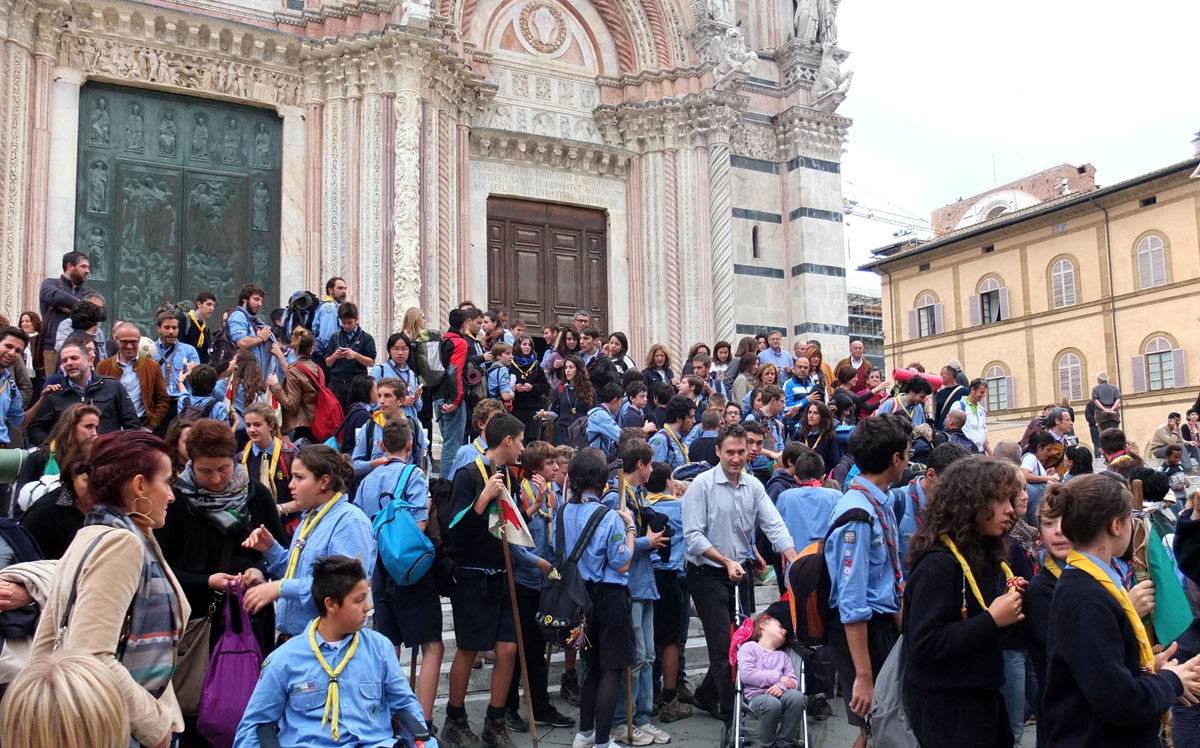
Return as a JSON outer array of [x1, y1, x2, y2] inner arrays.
[[729, 579, 812, 748]]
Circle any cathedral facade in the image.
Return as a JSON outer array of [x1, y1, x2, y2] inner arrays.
[[0, 0, 852, 357]]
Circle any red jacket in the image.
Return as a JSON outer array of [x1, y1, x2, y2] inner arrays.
[[439, 330, 469, 408]]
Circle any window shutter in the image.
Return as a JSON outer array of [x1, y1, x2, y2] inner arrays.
[[998, 287, 1011, 320], [1004, 376, 1015, 409], [1052, 272, 1064, 308], [933, 304, 944, 335], [1138, 251, 1152, 290], [1173, 348, 1186, 389], [907, 309, 918, 340], [1063, 266, 1076, 306], [1153, 251, 1167, 287], [1131, 356, 1147, 393], [969, 295, 980, 326]]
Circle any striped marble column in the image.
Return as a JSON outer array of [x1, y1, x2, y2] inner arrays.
[[0, 5, 34, 319], [357, 87, 386, 346], [708, 141, 735, 343]]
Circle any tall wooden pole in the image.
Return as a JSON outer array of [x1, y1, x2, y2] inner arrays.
[[501, 523, 539, 747]]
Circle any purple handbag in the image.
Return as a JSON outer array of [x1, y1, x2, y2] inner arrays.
[[197, 581, 264, 748]]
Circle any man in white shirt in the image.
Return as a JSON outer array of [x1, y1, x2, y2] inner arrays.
[[949, 378, 989, 453]]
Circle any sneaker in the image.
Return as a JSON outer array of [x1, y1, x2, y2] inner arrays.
[[638, 723, 670, 744], [692, 693, 721, 720], [571, 732, 596, 748], [441, 715, 486, 748], [625, 727, 654, 746], [658, 697, 693, 724], [675, 679, 694, 705], [504, 709, 529, 733], [482, 716, 514, 747], [534, 707, 577, 728], [561, 670, 583, 707]]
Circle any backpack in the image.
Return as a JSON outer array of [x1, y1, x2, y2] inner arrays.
[[281, 291, 320, 337], [412, 330, 445, 388], [295, 365, 345, 442], [425, 477, 457, 593], [785, 507, 872, 646], [196, 583, 263, 747], [537, 503, 609, 648], [567, 411, 591, 451], [372, 464, 436, 586], [178, 398, 218, 423], [211, 307, 250, 375], [869, 634, 919, 748]]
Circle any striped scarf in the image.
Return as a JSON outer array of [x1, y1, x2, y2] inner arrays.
[[83, 506, 181, 697]]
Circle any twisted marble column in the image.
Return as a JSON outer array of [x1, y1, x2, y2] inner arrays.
[[708, 142, 734, 342]]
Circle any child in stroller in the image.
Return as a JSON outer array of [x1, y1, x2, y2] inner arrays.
[[734, 613, 807, 748]]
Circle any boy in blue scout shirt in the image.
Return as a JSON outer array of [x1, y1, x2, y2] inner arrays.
[[351, 378, 407, 479], [154, 311, 200, 399], [823, 414, 911, 746], [178, 363, 236, 425], [876, 376, 932, 427], [486, 342, 515, 405], [0, 328, 26, 446], [234, 555, 433, 748], [646, 461, 691, 722], [619, 381, 650, 428], [649, 396, 696, 471], [887, 442, 968, 565], [586, 382, 625, 459], [443, 398, 506, 481]]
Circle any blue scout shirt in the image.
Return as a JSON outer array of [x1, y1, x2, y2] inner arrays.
[[155, 339, 200, 397], [647, 492, 685, 574], [227, 306, 282, 381], [263, 496, 377, 636], [775, 484, 841, 548], [824, 476, 903, 624], [0, 369, 23, 443], [486, 364, 513, 399], [509, 480, 558, 590], [369, 361, 428, 462], [603, 483, 658, 601], [350, 414, 389, 478], [353, 458, 429, 521], [234, 625, 432, 748], [553, 497, 631, 586], [649, 425, 689, 470], [311, 299, 340, 358], [889, 476, 928, 563], [445, 436, 487, 482], [177, 392, 231, 423], [586, 405, 622, 458], [877, 396, 927, 426]]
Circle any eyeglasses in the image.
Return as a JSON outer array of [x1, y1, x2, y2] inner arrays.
[[117, 339, 141, 346]]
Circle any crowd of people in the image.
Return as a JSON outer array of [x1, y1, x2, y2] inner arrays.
[[1, 252, 1200, 748]]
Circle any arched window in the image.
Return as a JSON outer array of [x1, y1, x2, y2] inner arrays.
[[916, 293, 937, 338], [1146, 336, 1175, 390], [971, 277, 1008, 325], [1136, 235, 1167, 289], [1051, 258, 1076, 308], [985, 206, 1008, 221], [984, 364, 1012, 411], [751, 225, 760, 259], [1057, 352, 1082, 401]]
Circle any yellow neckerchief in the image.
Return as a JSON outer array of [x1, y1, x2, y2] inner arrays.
[[1044, 553, 1063, 579], [472, 437, 486, 455], [306, 618, 360, 742], [663, 424, 689, 462], [371, 409, 387, 427], [474, 456, 511, 494], [285, 492, 344, 579], [324, 295, 335, 303], [941, 535, 1014, 617], [188, 310, 206, 348], [511, 357, 536, 377], [619, 476, 646, 529], [242, 437, 283, 500], [1066, 549, 1155, 671], [521, 478, 556, 535], [0, 373, 9, 399], [806, 432, 823, 450], [646, 491, 674, 505], [897, 397, 915, 419]]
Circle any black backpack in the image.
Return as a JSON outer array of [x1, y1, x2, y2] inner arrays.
[[178, 399, 217, 423], [426, 477, 457, 594], [567, 411, 592, 451], [785, 507, 872, 646], [282, 291, 320, 337], [0, 520, 43, 639], [537, 503, 608, 648]]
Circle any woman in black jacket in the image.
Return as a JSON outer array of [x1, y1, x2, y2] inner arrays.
[[510, 334, 550, 440], [902, 456, 1027, 748], [155, 418, 288, 676], [1041, 475, 1200, 748]]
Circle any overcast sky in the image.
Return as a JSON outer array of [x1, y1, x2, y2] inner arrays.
[[835, 0, 1200, 293]]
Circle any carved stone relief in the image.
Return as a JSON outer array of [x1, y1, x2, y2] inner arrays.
[[158, 110, 177, 156], [125, 103, 144, 151]]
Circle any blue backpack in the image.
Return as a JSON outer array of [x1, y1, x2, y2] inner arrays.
[[372, 464, 435, 585]]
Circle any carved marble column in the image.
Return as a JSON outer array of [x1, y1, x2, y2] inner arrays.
[[0, 4, 34, 318], [663, 149, 683, 357], [437, 111, 455, 311], [23, 10, 58, 309], [637, 150, 672, 353], [358, 84, 386, 347], [392, 83, 423, 312], [322, 61, 349, 282], [420, 104, 440, 317], [456, 122, 470, 309], [344, 63, 362, 298], [303, 77, 324, 291], [625, 154, 645, 351], [708, 140, 734, 343]]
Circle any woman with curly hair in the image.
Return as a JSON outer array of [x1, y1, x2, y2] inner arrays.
[[547, 355, 593, 446], [641, 343, 677, 391], [544, 325, 580, 390], [901, 456, 1027, 748], [800, 401, 841, 472], [681, 342, 710, 377]]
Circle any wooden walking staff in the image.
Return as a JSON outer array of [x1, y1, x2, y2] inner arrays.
[[500, 505, 540, 748], [620, 474, 635, 745]]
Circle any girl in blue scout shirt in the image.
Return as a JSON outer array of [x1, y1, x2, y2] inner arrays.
[[242, 445, 376, 638], [558, 448, 636, 748], [902, 457, 1027, 748], [1042, 474, 1200, 748], [234, 555, 432, 748]]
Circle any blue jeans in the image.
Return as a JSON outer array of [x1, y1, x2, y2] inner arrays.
[[616, 599, 655, 726], [1002, 650, 1025, 743], [435, 398, 466, 479]]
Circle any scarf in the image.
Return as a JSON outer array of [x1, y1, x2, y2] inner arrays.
[[83, 506, 181, 697], [941, 535, 1014, 618], [1067, 550, 1155, 671], [307, 619, 360, 742], [286, 493, 344, 579], [1009, 519, 1038, 554], [514, 352, 538, 368], [175, 462, 252, 534]]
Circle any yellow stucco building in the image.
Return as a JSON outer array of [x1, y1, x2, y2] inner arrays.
[[862, 156, 1200, 448]]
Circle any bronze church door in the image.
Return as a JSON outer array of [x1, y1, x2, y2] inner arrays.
[[75, 83, 281, 331], [486, 198, 608, 331]]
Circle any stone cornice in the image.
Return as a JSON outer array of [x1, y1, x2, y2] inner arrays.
[[470, 128, 631, 178], [775, 104, 850, 162], [593, 88, 747, 151]]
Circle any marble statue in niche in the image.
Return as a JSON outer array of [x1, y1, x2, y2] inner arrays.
[[120, 176, 177, 252], [222, 117, 241, 164], [125, 103, 144, 151], [85, 227, 107, 280], [794, 0, 840, 44], [253, 122, 271, 169], [707, 0, 733, 24], [87, 160, 108, 213], [191, 113, 210, 160], [89, 98, 110, 146], [158, 110, 177, 156], [251, 181, 270, 231]]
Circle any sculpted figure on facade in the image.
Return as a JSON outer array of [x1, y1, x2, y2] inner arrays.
[[87, 161, 108, 213], [708, 26, 758, 77], [126, 103, 144, 151], [708, 0, 734, 24], [254, 123, 271, 168], [810, 42, 851, 110], [159, 110, 177, 156], [252, 181, 270, 232], [223, 117, 242, 164], [793, 0, 840, 44], [90, 98, 110, 146], [191, 114, 210, 160]]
